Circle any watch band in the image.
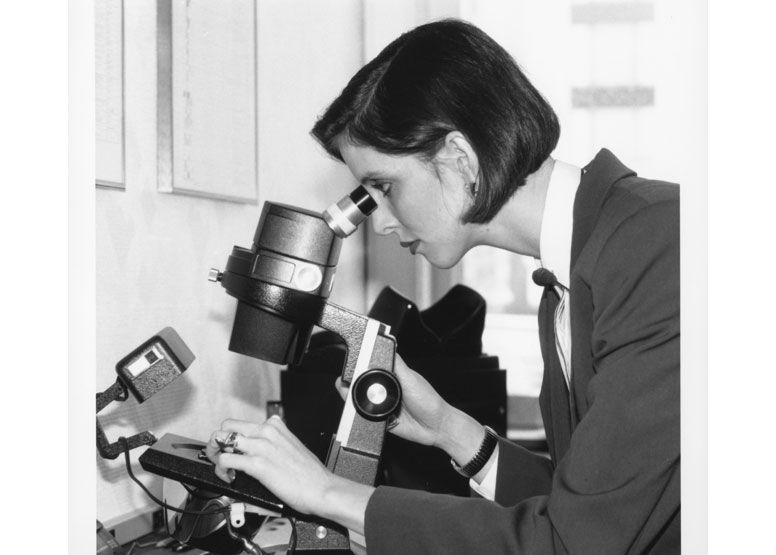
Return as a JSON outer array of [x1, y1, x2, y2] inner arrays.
[[450, 426, 498, 478]]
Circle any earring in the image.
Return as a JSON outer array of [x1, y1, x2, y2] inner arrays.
[[469, 179, 480, 197]]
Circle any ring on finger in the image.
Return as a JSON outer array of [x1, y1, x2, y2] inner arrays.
[[216, 431, 244, 454]]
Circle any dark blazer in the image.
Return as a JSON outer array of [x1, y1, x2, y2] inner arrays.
[[364, 149, 680, 554]]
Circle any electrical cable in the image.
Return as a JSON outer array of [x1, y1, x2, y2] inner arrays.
[[224, 518, 269, 555], [120, 438, 297, 554], [119, 437, 231, 517]]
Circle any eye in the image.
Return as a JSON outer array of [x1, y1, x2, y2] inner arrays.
[[371, 182, 392, 198]]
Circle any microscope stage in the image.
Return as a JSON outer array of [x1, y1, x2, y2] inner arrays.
[[139, 432, 285, 513]]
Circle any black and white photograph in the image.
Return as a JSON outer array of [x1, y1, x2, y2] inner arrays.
[[89, 1, 700, 553], [22, 0, 767, 552]]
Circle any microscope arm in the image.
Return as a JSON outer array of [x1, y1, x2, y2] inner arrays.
[[281, 301, 398, 550]]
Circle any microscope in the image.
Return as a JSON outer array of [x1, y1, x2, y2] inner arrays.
[[138, 186, 402, 552]]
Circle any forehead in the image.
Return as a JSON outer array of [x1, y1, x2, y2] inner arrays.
[[338, 140, 429, 182]]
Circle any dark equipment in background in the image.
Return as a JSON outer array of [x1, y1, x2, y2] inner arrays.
[[282, 285, 507, 497], [140, 186, 408, 552], [371, 285, 506, 494], [96, 327, 195, 459]]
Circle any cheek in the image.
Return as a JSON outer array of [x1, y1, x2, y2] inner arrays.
[[401, 189, 443, 226], [387, 196, 421, 229], [392, 171, 459, 233]]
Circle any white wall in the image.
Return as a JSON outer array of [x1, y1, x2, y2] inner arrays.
[[96, 0, 364, 524], [460, 0, 706, 190]]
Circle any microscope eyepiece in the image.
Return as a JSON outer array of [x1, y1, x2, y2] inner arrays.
[[322, 185, 377, 238], [348, 185, 377, 214]]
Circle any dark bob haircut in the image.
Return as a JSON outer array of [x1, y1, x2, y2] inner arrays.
[[311, 19, 560, 224]]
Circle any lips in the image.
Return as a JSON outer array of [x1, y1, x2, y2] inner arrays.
[[400, 240, 420, 254]]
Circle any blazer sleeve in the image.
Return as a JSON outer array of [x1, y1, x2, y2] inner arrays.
[[493, 437, 553, 505], [363, 199, 680, 555]]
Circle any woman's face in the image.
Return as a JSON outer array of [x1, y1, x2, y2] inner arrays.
[[339, 141, 475, 269]]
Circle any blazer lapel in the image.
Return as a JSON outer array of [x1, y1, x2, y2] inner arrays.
[[567, 149, 636, 420], [537, 149, 637, 462]]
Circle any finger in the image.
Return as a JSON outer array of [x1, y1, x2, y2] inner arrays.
[[263, 415, 315, 453], [224, 434, 264, 456], [220, 418, 263, 437], [252, 418, 284, 444], [254, 415, 308, 458], [264, 414, 286, 430], [392, 355, 414, 381], [393, 357, 433, 394], [205, 429, 238, 462], [214, 451, 261, 483], [214, 453, 252, 482], [263, 414, 302, 442], [211, 449, 235, 482], [386, 415, 400, 432], [213, 458, 234, 483], [334, 377, 349, 401], [205, 430, 220, 460]]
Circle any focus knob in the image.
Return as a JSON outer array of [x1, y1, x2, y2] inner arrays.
[[352, 368, 402, 422]]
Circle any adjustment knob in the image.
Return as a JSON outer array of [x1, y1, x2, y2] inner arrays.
[[352, 368, 402, 422]]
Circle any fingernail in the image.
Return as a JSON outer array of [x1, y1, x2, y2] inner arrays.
[[228, 469, 236, 482]]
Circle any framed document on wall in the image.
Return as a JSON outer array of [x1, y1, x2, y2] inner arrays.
[[95, 0, 125, 188], [157, 0, 258, 203]]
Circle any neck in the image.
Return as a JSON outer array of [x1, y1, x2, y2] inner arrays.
[[472, 157, 555, 258]]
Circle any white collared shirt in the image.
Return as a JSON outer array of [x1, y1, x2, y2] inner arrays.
[[537, 159, 582, 387], [469, 159, 582, 500]]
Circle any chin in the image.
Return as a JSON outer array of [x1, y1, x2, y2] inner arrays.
[[421, 248, 464, 270]]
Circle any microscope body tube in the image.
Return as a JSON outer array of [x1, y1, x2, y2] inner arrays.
[[220, 186, 375, 367], [221, 202, 341, 366]]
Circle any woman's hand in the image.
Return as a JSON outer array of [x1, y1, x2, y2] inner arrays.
[[205, 416, 335, 515], [205, 416, 375, 534], [338, 355, 447, 447], [337, 355, 491, 470]]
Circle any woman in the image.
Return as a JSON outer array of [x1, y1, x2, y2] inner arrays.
[[207, 19, 680, 554]]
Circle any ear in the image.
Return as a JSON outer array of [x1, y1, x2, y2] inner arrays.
[[435, 131, 480, 184]]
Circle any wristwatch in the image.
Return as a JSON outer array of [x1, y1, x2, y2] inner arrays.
[[450, 425, 498, 478]]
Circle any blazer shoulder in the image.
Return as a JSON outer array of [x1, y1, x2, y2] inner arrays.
[[607, 175, 679, 217], [573, 175, 679, 282]]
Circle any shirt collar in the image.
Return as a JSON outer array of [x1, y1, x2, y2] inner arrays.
[[537, 159, 582, 289]]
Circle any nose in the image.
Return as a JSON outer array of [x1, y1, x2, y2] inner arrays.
[[370, 199, 400, 236]]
